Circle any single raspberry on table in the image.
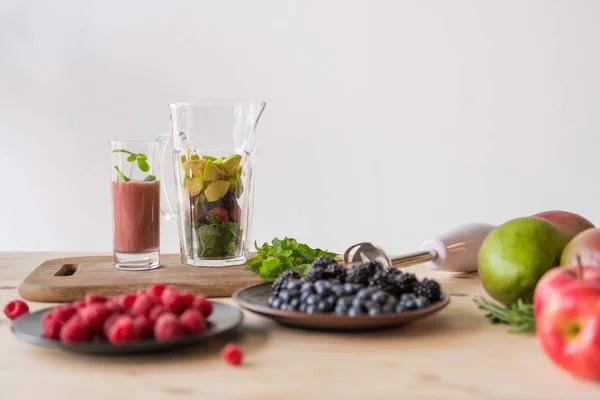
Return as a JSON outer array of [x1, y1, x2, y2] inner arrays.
[[230, 204, 242, 222], [133, 315, 153, 338], [149, 305, 168, 324], [179, 309, 205, 335], [221, 344, 243, 366], [85, 292, 108, 305], [3, 300, 29, 320], [59, 315, 89, 343], [192, 295, 213, 318], [163, 289, 194, 315], [154, 313, 183, 341], [106, 315, 139, 344], [208, 207, 230, 224], [147, 283, 166, 302], [73, 300, 86, 309], [78, 304, 111, 334], [131, 293, 155, 317]]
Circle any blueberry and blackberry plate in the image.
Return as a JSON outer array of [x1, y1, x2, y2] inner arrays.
[[233, 257, 450, 331]]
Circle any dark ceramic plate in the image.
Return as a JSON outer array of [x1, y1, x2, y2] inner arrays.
[[233, 283, 450, 331], [11, 302, 243, 355]]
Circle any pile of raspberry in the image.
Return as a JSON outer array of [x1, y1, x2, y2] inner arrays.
[[41, 284, 213, 344]]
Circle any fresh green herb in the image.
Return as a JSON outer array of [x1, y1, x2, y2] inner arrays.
[[198, 220, 238, 257], [246, 237, 337, 281], [112, 149, 155, 182], [473, 297, 536, 333]]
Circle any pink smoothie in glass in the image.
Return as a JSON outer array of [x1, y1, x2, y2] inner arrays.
[[111, 180, 160, 253]]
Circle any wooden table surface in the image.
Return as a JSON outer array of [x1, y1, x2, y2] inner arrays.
[[1, 252, 599, 400]]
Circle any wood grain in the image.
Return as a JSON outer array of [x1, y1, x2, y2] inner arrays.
[[18, 253, 265, 302], [1, 252, 600, 400]]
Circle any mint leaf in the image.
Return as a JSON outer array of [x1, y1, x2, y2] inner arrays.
[[114, 166, 130, 182], [112, 149, 135, 155], [282, 237, 298, 251], [206, 214, 219, 225], [295, 243, 315, 261], [137, 158, 150, 172], [272, 238, 283, 255], [137, 153, 148, 160], [144, 175, 156, 182], [259, 258, 286, 281], [127, 154, 136, 162], [246, 255, 264, 273], [278, 249, 293, 258], [293, 263, 311, 275]]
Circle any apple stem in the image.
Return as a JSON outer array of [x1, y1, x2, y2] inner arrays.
[[576, 255, 583, 278]]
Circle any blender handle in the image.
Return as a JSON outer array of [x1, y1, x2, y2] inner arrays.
[[155, 133, 178, 221]]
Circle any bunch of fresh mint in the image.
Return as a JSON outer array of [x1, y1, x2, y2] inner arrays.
[[246, 237, 338, 281]]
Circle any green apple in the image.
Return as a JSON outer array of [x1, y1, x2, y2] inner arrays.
[[204, 180, 230, 202], [478, 217, 569, 305], [203, 160, 224, 181]]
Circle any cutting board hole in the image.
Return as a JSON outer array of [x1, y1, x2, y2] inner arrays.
[[55, 264, 79, 277]]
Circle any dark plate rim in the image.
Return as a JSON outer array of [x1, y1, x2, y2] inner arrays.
[[232, 282, 451, 321], [11, 301, 244, 351]]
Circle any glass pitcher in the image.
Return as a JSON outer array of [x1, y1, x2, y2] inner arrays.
[[157, 100, 266, 267]]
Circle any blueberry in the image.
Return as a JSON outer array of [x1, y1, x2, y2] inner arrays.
[[403, 299, 417, 310], [401, 293, 417, 302], [306, 304, 317, 314], [329, 279, 342, 286], [317, 300, 334, 312], [335, 303, 349, 315], [314, 280, 332, 296], [336, 296, 353, 308], [371, 291, 388, 304], [300, 291, 311, 303], [351, 297, 364, 307], [271, 298, 283, 309], [368, 308, 381, 316], [348, 306, 365, 317], [289, 298, 300, 308], [299, 303, 307, 312], [280, 303, 292, 311], [382, 303, 395, 314], [285, 280, 302, 291], [385, 295, 398, 308], [364, 300, 381, 313], [267, 296, 276, 307], [415, 296, 431, 308], [342, 283, 357, 296], [395, 303, 407, 313], [300, 282, 315, 293], [279, 289, 300, 302], [331, 284, 344, 297], [356, 288, 372, 300], [306, 294, 319, 305]]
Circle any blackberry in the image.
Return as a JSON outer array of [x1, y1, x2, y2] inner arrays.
[[415, 296, 431, 308], [219, 192, 238, 210], [324, 262, 345, 282], [344, 265, 371, 286], [285, 280, 302, 291], [413, 278, 442, 302], [392, 272, 418, 295], [371, 290, 389, 304], [271, 270, 301, 295], [304, 266, 328, 283], [314, 280, 332, 296], [369, 268, 398, 294], [311, 256, 336, 269]]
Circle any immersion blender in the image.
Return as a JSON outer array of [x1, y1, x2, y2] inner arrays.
[[343, 223, 496, 273]]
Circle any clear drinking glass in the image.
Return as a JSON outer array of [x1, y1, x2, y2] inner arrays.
[[110, 141, 161, 270], [157, 100, 266, 267]]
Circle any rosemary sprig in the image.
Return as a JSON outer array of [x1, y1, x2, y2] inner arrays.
[[473, 297, 536, 333]]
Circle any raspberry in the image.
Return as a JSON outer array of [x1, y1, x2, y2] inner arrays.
[[105, 299, 125, 314], [147, 283, 166, 301], [106, 315, 139, 344], [230, 204, 242, 222], [154, 313, 183, 341], [41, 312, 62, 339], [117, 293, 137, 309], [221, 344, 243, 366], [149, 305, 168, 324], [102, 313, 122, 337], [131, 293, 155, 317], [133, 315, 153, 338], [179, 309, 205, 335], [3, 300, 29, 320], [85, 292, 108, 305], [73, 300, 86, 309], [59, 315, 89, 343], [163, 290, 194, 315], [78, 304, 110, 334], [192, 295, 213, 318], [208, 207, 229, 224]]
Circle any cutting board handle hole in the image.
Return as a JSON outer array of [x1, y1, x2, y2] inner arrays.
[[55, 264, 79, 277]]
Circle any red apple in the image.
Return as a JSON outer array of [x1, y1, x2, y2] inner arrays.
[[536, 281, 600, 382], [561, 228, 600, 267], [532, 210, 594, 241], [533, 264, 600, 318]]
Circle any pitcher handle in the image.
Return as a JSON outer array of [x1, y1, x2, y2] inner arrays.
[[155, 133, 178, 221]]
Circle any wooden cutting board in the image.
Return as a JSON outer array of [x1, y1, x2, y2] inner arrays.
[[18, 253, 266, 303]]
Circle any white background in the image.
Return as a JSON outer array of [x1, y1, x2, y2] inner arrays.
[[1, 0, 599, 257]]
